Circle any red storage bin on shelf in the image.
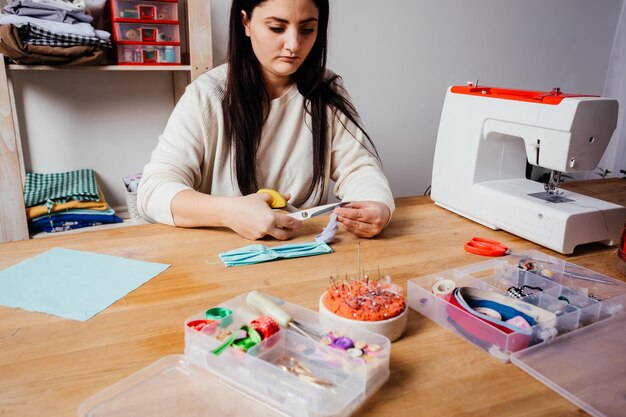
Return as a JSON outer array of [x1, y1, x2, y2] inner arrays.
[[110, 0, 181, 65]]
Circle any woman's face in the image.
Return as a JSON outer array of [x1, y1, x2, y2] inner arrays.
[[243, 0, 319, 89]]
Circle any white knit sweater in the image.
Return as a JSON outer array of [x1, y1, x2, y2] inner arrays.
[[137, 64, 395, 226]]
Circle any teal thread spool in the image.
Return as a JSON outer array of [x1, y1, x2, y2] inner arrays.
[[163, 46, 175, 63]]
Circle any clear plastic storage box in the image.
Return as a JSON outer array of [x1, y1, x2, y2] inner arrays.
[[79, 292, 391, 417], [113, 23, 180, 43], [109, 0, 181, 65], [407, 250, 626, 417], [116, 44, 180, 64], [112, 0, 178, 22]]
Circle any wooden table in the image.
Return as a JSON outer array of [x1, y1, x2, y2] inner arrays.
[[1, 180, 624, 417]]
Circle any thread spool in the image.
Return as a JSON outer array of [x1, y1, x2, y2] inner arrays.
[[506, 315, 531, 330], [432, 279, 455, 299], [124, 29, 138, 41], [206, 307, 233, 327], [163, 46, 175, 63]]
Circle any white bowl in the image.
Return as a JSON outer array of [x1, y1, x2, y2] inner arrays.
[[318, 292, 408, 342]]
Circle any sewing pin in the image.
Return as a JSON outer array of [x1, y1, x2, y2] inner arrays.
[[357, 240, 361, 280]]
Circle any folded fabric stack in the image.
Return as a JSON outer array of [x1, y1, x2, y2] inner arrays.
[[0, 0, 111, 65], [24, 168, 122, 234]]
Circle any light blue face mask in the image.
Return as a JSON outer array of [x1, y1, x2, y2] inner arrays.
[[218, 213, 339, 267], [219, 242, 332, 267]]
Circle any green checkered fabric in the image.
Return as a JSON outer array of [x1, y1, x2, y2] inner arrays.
[[23, 169, 100, 208]]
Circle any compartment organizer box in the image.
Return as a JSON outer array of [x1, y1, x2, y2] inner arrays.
[[79, 292, 391, 417], [110, 0, 181, 65], [407, 250, 626, 417]]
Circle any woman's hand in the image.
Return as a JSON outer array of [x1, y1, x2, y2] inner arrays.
[[224, 193, 302, 240], [334, 201, 391, 238]]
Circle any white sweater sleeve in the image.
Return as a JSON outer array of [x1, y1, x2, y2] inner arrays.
[[330, 110, 396, 215], [137, 82, 214, 225]]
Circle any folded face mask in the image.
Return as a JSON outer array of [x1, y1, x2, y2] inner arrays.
[[218, 212, 339, 267], [219, 241, 332, 267]]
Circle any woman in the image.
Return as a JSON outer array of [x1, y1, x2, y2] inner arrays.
[[138, 0, 394, 240]]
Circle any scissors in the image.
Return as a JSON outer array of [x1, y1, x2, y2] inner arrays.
[[464, 237, 511, 257], [258, 189, 345, 220]]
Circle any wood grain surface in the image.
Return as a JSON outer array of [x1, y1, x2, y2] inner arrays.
[[0, 180, 623, 417]]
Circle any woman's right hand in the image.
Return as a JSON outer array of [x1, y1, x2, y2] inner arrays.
[[223, 193, 302, 240]]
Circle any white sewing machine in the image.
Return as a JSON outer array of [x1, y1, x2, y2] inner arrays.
[[431, 83, 626, 254]]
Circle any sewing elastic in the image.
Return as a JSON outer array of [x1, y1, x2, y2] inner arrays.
[[231, 325, 263, 352], [316, 213, 339, 244], [206, 307, 233, 327], [186, 319, 217, 332], [212, 325, 263, 355]]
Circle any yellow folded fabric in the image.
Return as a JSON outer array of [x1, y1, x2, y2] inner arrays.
[[26, 191, 109, 220]]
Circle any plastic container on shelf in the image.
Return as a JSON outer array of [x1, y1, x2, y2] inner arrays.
[[111, 0, 179, 22], [113, 22, 179, 43], [79, 292, 391, 417], [110, 0, 181, 65], [116, 44, 180, 64]]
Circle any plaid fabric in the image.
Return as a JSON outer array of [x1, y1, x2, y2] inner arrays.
[[23, 169, 100, 208], [17, 23, 111, 47]]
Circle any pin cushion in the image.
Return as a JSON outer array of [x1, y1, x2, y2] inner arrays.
[[319, 275, 408, 342]]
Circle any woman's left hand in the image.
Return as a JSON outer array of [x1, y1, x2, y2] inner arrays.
[[334, 201, 391, 238]]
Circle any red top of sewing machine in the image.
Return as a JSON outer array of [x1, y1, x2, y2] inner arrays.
[[451, 84, 597, 105]]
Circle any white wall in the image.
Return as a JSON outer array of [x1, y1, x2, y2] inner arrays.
[[13, 70, 176, 209], [599, 1, 626, 179], [324, 0, 623, 196], [14, 0, 624, 210]]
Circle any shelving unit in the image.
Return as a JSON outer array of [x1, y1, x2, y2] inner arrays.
[[7, 65, 192, 71], [0, 0, 212, 243]]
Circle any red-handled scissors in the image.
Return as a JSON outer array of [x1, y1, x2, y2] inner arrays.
[[464, 237, 511, 257]]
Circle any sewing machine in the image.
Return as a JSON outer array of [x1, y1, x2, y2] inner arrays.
[[431, 83, 626, 254]]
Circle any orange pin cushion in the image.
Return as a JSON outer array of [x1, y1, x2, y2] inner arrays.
[[322, 276, 406, 321]]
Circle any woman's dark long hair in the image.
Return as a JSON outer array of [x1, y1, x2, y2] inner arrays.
[[224, 0, 378, 200]]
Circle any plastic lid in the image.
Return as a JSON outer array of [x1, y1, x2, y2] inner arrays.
[[511, 313, 626, 417], [78, 355, 287, 417], [449, 85, 595, 105]]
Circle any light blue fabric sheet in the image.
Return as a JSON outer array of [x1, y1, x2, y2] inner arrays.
[[0, 247, 170, 321]]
